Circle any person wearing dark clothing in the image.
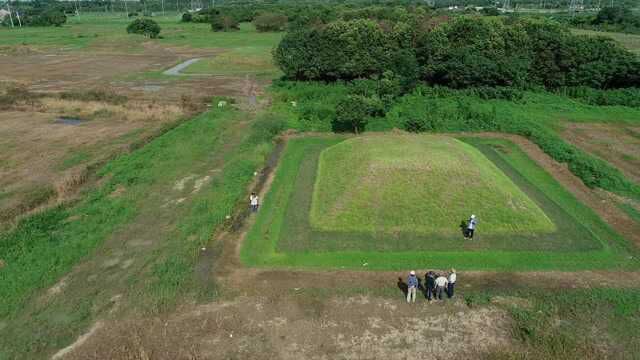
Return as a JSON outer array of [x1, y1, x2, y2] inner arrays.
[[465, 214, 477, 239], [425, 271, 436, 301], [447, 269, 457, 298]]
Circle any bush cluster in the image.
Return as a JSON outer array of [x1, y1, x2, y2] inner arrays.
[[253, 12, 288, 32], [211, 14, 240, 32], [126, 18, 161, 38], [275, 16, 640, 90], [557, 87, 640, 108]]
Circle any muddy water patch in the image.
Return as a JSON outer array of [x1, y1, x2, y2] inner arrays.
[[55, 117, 85, 126]]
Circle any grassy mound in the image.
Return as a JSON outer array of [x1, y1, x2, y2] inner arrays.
[[311, 135, 554, 237], [242, 135, 637, 270]]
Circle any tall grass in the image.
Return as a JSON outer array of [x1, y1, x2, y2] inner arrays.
[[483, 288, 640, 359]]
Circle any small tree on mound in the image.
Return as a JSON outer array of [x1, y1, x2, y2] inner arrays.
[[332, 95, 373, 134], [253, 12, 288, 32], [211, 15, 239, 32], [126, 18, 161, 39]]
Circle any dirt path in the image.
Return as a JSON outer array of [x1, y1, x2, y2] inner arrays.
[[62, 293, 514, 360]]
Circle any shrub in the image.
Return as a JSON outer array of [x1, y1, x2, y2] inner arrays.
[[250, 113, 287, 143], [211, 15, 239, 32], [332, 95, 375, 133], [128, 12, 139, 18], [37, 9, 67, 27], [181, 13, 192, 22], [253, 12, 288, 32], [126, 18, 161, 39], [558, 87, 640, 108]]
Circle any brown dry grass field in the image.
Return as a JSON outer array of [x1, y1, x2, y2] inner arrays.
[[0, 35, 261, 224]]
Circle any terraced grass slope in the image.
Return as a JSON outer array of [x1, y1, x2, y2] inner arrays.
[[242, 134, 638, 270], [311, 135, 555, 237]]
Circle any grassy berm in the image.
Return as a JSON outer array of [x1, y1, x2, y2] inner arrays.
[[311, 134, 554, 236]]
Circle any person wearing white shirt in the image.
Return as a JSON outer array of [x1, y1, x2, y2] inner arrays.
[[250, 192, 259, 212], [465, 214, 477, 240], [434, 274, 448, 300], [447, 269, 457, 298]]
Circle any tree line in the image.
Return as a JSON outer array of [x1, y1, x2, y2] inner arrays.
[[274, 15, 640, 90]]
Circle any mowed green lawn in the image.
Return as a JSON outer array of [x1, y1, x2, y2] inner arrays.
[[311, 135, 554, 236], [242, 134, 638, 271]]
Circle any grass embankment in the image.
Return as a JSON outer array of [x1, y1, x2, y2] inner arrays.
[[242, 135, 637, 271], [311, 135, 554, 236], [0, 105, 276, 358]]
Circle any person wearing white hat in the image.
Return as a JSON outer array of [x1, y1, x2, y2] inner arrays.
[[465, 214, 477, 240], [407, 271, 418, 303]]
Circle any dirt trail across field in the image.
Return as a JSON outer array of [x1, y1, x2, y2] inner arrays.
[[50, 132, 640, 359]]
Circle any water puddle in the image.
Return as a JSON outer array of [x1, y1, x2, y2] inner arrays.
[[55, 117, 85, 125]]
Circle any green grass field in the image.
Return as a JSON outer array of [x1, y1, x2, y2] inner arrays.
[[242, 134, 638, 271], [311, 135, 554, 236], [0, 14, 281, 51], [572, 28, 640, 55]]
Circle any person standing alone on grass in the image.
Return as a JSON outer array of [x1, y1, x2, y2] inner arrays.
[[250, 192, 259, 212], [407, 271, 418, 303], [434, 273, 448, 300], [465, 214, 477, 240], [425, 271, 436, 301], [447, 269, 456, 298]]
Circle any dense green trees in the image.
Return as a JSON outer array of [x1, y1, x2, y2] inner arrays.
[[126, 18, 160, 38], [1, 6, 66, 27], [253, 12, 288, 32], [211, 14, 240, 32], [275, 16, 640, 90]]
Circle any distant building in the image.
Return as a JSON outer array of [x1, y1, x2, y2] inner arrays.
[[0, 9, 10, 21]]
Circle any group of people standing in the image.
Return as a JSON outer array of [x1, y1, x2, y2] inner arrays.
[[402, 269, 456, 304]]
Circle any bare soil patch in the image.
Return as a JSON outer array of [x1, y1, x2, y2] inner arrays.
[[62, 295, 512, 360], [563, 123, 640, 184]]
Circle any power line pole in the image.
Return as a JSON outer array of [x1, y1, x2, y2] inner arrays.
[[6, 0, 15, 28]]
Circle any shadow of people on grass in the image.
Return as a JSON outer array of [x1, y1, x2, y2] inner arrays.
[[397, 277, 408, 298], [459, 220, 468, 238]]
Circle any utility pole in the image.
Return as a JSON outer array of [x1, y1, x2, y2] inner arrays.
[[6, 0, 15, 28], [15, 8, 21, 27], [161, 0, 165, 16]]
